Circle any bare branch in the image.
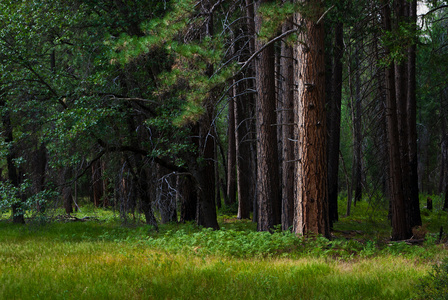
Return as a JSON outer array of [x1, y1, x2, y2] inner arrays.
[[236, 28, 298, 76], [316, 5, 335, 25]]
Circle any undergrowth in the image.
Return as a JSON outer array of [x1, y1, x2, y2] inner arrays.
[[1, 196, 448, 299]]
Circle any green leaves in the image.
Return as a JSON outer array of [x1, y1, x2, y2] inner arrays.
[[111, 0, 235, 127], [257, 1, 300, 41], [380, 21, 418, 65]]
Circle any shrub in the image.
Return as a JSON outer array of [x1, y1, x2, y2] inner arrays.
[[415, 258, 448, 299]]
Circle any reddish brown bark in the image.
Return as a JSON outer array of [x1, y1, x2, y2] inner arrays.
[[280, 18, 295, 231], [293, 1, 330, 238]]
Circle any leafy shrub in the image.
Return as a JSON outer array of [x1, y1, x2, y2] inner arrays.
[[415, 258, 448, 299], [142, 227, 305, 258]]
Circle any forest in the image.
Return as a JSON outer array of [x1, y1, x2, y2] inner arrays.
[[1, 0, 448, 298]]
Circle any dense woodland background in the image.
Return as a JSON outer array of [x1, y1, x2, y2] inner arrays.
[[0, 0, 447, 240]]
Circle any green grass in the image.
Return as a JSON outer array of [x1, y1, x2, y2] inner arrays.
[[0, 234, 429, 299], [1, 197, 447, 299]]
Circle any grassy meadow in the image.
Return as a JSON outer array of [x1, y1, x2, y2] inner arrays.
[[1, 196, 448, 299]]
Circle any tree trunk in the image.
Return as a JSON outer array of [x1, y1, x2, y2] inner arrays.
[[33, 142, 47, 212], [179, 175, 197, 222], [280, 16, 295, 231], [382, 0, 412, 240], [235, 82, 256, 220], [254, 0, 281, 231], [157, 166, 177, 224], [406, 0, 421, 227], [226, 86, 237, 206], [62, 168, 74, 215], [293, 1, 330, 238], [326, 21, 343, 227], [191, 2, 219, 230], [236, 0, 257, 220], [137, 159, 158, 229], [193, 113, 219, 229], [91, 159, 103, 207]]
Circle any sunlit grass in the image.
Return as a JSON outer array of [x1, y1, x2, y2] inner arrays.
[[0, 233, 430, 299], [1, 196, 448, 299]]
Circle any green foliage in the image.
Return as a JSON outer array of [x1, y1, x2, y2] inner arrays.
[[143, 227, 306, 258], [111, 0, 236, 126], [415, 258, 448, 299], [0, 179, 57, 219], [0, 181, 26, 215], [257, 1, 300, 41], [0, 216, 436, 300], [380, 21, 418, 66]]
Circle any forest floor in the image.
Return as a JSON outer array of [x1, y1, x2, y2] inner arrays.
[[0, 195, 447, 299]]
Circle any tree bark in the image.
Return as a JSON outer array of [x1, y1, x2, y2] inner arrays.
[[157, 166, 177, 224], [91, 159, 103, 207], [62, 168, 74, 215], [255, 0, 281, 231], [236, 0, 257, 220], [192, 1, 219, 230], [406, 0, 421, 227], [351, 42, 363, 207], [136, 159, 158, 229], [226, 82, 237, 207], [32, 142, 47, 212], [280, 16, 295, 231], [382, 0, 412, 240], [179, 175, 197, 222], [293, 0, 330, 238], [193, 113, 219, 229], [326, 21, 343, 227]]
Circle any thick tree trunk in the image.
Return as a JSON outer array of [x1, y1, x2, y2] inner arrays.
[[192, 3, 219, 230], [254, 0, 281, 231], [280, 17, 295, 231], [62, 168, 74, 215], [137, 160, 158, 229], [33, 142, 47, 212], [382, 0, 412, 240], [385, 64, 410, 240], [293, 1, 330, 238], [179, 175, 197, 222], [326, 22, 343, 227], [91, 159, 103, 207], [126, 116, 158, 227], [194, 114, 219, 229], [236, 0, 257, 220]]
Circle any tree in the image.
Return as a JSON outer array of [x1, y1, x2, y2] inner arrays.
[[325, 19, 343, 227], [254, 0, 281, 231], [381, 0, 412, 240], [406, 0, 421, 228], [237, 0, 257, 220], [293, 0, 330, 238], [280, 14, 295, 231]]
